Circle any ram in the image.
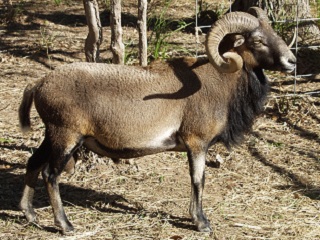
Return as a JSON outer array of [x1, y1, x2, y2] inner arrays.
[[19, 7, 296, 233]]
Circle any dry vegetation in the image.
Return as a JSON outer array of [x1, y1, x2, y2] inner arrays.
[[0, 0, 319, 239]]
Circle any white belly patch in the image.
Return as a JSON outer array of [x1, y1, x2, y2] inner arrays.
[[148, 127, 178, 149]]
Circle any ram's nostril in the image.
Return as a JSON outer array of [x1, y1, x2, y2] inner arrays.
[[289, 58, 297, 64], [290, 55, 297, 64]]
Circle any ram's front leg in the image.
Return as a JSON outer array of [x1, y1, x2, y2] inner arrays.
[[186, 139, 212, 232]]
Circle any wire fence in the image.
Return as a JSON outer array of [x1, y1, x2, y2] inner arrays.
[[195, 0, 320, 97]]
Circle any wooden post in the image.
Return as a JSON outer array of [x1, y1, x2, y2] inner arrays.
[[110, 0, 125, 64], [83, 0, 103, 62], [138, 0, 148, 66]]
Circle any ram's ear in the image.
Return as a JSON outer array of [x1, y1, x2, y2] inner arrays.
[[233, 35, 245, 48]]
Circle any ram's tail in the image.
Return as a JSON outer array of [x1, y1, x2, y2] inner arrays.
[[19, 84, 35, 132]]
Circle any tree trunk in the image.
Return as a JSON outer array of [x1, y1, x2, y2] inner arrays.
[[83, 0, 103, 62], [3, 0, 12, 6], [229, 0, 260, 12], [110, 0, 125, 64], [138, 0, 148, 67], [3, 0, 14, 22], [294, 0, 320, 38]]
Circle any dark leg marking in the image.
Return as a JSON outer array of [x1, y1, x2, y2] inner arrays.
[[42, 138, 83, 234], [186, 140, 212, 232], [19, 136, 51, 223]]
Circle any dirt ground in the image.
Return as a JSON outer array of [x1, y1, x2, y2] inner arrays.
[[0, 1, 319, 239]]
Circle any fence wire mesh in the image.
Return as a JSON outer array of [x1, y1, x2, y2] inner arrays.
[[195, 0, 320, 97]]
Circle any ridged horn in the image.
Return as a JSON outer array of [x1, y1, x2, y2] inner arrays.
[[247, 7, 269, 22], [206, 11, 260, 73]]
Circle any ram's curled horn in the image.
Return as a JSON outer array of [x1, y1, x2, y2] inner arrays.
[[206, 12, 260, 73], [247, 7, 269, 22]]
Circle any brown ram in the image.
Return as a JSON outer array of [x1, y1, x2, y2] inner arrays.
[[19, 8, 296, 233]]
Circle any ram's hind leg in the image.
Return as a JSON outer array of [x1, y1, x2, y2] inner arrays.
[[41, 129, 83, 234], [63, 155, 77, 175], [19, 136, 51, 223]]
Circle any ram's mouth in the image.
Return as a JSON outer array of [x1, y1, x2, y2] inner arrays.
[[280, 56, 296, 73], [281, 64, 296, 73]]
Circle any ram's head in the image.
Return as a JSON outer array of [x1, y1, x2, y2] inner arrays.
[[206, 7, 296, 73]]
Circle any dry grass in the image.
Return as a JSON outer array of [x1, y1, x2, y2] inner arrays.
[[0, 0, 319, 239]]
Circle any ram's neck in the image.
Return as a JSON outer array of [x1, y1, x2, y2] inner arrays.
[[214, 67, 269, 148]]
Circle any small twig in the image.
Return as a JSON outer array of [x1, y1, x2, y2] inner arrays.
[[233, 223, 262, 230], [269, 91, 320, 99], [22, 221, 43, 230], [58, 227, 100, 240], [244, 236, 274, 240], [62, 200, 78, 207], [0, 104, 9, 111]]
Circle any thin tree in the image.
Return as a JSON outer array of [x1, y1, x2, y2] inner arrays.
[[83, 0, 103, 62], [3, 0, 12, 8], [138, 0, 148, 67], [3, 0, 14, 22], [110, 0, 125, 64]]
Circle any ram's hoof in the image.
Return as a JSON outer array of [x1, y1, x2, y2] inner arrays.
[[196, 220, 212, 232], [20, 205, 38, 223], [198, 225, 212, 232], [61, 227, 74, 236], [55, 220, 74, 235]]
